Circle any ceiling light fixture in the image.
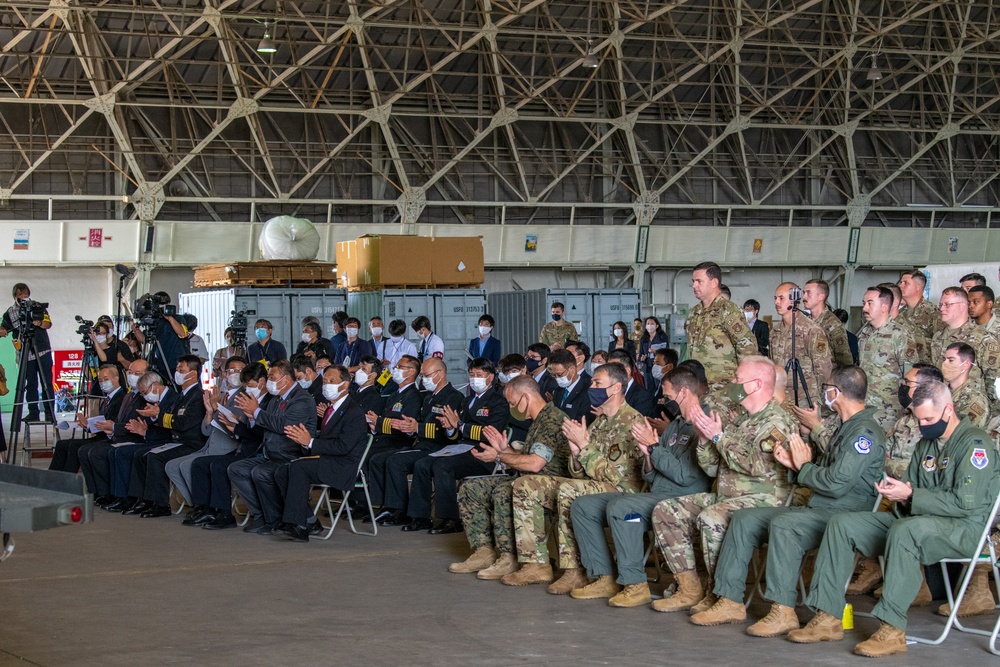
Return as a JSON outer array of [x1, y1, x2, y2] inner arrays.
[[582, 38, 599, 69], [257, 21, 277, 54], [866, 53, 882, 81]]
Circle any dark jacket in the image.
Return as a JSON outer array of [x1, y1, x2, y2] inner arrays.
[[161, 384, 207, 447], [607, 338, 637, 359], [414, 383, 466, 447], [450, 385, 510, 446], [555, 375, 593, 424], [254, 384, 318, 463], [302, 398, 370, 492], [467, 336, 502, 366], [751, 319, 770, 358], [625, 380, 657, 418], [353, 385, 386, 416], [373, 383, 423, 447], [111, 390, 148, 443]]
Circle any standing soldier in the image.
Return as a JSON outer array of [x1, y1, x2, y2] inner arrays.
[[770, 283, 833, 410], [897, 269, 940, 362], [857, 286, 918, 430], [969, 285, 999, 334], [932, 286, 1000, 416], [538, 301, 578, 351], [685, 261, 758, 388], [942, 343, 991, 429], [802, 279, 853, 368]]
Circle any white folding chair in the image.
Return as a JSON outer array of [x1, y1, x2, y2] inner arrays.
[[906, 488, 1000, 647], [231, 491, 251, 527], [170, 482, 187, 515], [310, 435, 377, 540]]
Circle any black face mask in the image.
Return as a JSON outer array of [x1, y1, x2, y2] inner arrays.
[[918, 409, 949, 440], [525, 358, 541, 373], [898, 384, 912, 410], [660, 399, 680, 421]]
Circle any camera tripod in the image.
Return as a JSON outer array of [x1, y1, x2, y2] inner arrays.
[[6, 331, 57, 466], [784, 303, 814, 410]]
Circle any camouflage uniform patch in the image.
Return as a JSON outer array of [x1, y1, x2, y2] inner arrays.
[[858, 318, 918, 431], [685, 294, 758, 387], [813, 308, 855, 367], [770, 313, 834, 410]]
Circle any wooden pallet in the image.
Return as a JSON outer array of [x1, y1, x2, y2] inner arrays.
[[194, 260, 335, 288], [346, 282, 482, 292]]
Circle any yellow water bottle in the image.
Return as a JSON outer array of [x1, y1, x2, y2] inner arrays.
[[842, 603, 854, 630]]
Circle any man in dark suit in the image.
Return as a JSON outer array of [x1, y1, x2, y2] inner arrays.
[[403, 358, 510, 534], [608, 349, 657, 417], [548, 349, 592, 423], [565, 340, 593, 385], [743, 299, 770, 358], [272, 365, 370, 541], [526, 343, 559, 400], [50, 363, 126, 473], [362, 355, 423, 480], [125, 355, 208, 518], [351, 356, 387, 416], [292, 355, 324, 406], [375, 357, 465, 526], [468, 314, 502, 366], [227, 359, 317, 535]]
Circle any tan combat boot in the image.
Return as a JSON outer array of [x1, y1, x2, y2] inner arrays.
[[690, 591, 719, 615], [853, 622, 906, 658], [449, 546, 497, 574], [786, 611, 845, 643], [937, 564, 996, 617], [477, 552, 517, 580], [690, 597, 747, 626], [609, 583, 652, 608], [911, 577, 932, 606], [746, 603, 800, 637], [501, 562, 554, 586], [846, 556, 883, 595], [570, 575, 621, 600], [652, 570, 704, 613], [547, 567, 589, 595]]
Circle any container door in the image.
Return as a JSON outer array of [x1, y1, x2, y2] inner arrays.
[[547, 290, 592, 347], [234, 290, 293, 354], [435, 289, 488, 387], [291, 289, 349, 340], [592, 289, 642, 354]]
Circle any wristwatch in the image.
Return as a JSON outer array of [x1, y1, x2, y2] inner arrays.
[[711, 433, 722, 444]]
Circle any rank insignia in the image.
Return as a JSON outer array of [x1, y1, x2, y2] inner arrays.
[[392, 402, 403, 412], [476, 408, 490, 417]]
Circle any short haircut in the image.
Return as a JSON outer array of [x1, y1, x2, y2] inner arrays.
[[138, 371, 163, 390], [325, 364, 351, 383], [346, 317, 361, 328], [945, 342, 976, 365], [548, 349, 576, 368], [941, 286, 969, 302], [664, 367, 699, 396], [396, 355, 421, 374], [960, 272, 987, 286], [224, 356, 247, 370], [241, 363, 268, 383], [743, 299, 760, 312], [177, 354, 202, 375], [11, 282, 28, 297], [422, 356, 447, 374], [565, 339, 590, 362], [677, 358, 707, 388], [303, 321, 321, 335], [912, 362, 945, 384], [831, 365, 867, 402], [595, 361, 628, 388], [388, 319, 407, 337], [479, 314, 495, 327], [370, 316, 383, 324], [878, 282, 902, 305], [866, 285, 894, 309], [970, 285, 996, 302], [551, 301, 565, 310], [184, 314, 198, 331], [900, 269, 927, 288], [359, 355, 383, 376], [719, 284, 732, 299], [301, 315, 320, 328], [526, 342, 551, 360], [411, 315, 431, 332], [332, 311, 349, 327], [806, 278, 830, 299], [254, 319, 272, 330], [468, 357, 496, 375], [693, 261, 722, 282], [740, 355, 777, 394], [833, 308, 849, 325], [499, 353, 526, 373], [911, 380, 952, 412], [269, 359, 295, 380], [654, 348, 680, 368], [505, 374, 541, 398], [98, 363, 118, 374], [314, 354, 333, 367], [607, 348, 634, 371], [291, 356, 316, 374]]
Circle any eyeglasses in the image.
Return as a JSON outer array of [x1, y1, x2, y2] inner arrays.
[[939, 301, 966, 309]]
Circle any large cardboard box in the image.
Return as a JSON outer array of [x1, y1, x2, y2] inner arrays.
[[357, 234, 434, 286], [335, 239, 358, 288], [431, 236, 484, 286]]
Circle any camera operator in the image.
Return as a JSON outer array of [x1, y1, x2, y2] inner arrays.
[[89, 319, 134, 371], [0, 283, 54, 423], [130, 291, 187, 380]]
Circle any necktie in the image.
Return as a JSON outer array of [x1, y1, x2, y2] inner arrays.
[[419, 338, 426, 361], [101, 395, 111, 415], [323, 405, 336, 428]]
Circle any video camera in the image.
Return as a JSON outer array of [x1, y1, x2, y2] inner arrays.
[[133, 292, 177, 329], [74, 315, 94, 337], [17, 299, 48, 334], [229, 309, 248, 349], [787, 286, 803, 303]]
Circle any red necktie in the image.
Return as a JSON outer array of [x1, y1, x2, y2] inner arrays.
[[322, 405, 336, 428]]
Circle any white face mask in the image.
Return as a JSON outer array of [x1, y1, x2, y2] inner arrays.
[[354, 369, 369, 386], [322, 381, 346, 401], [589, 362, 603, 374], [391, 368, 406, 384], [174, 370, 190, 386], [555, 375, 572, 389], [421, 375, 438, 392], [479, 326, 492, 336], [95, 334, 107, 345], [346, 327, 359, 338], [498, 371, 520, 384], [143, 389, 160, 403], [297, 378, 311, 389], [266, 379, 282, 396], [823, 387, 840, 411], [613, 328, 623, 338], [371, 326, 383, 338], [99, 380, 114, 394], [126, 373, 141, 388], [246, 386, 262, 399], [469, 376, 489, 394], [744, 311, 754, 322], [652, 365, 667, 381], [226, 372, 243, 387], [391, 335, 405, 343], [301, 333, 312, 343], [645, 324, 657, 333]]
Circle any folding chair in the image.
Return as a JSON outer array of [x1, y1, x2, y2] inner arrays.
[[744, 487, 799, 607], [231, 491, 251, 527], [310, 435, 377, 540], [170, 482, 187, 515], [906, 488, 1000, 647]]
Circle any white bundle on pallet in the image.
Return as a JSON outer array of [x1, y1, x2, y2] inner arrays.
[[258, 215, 321, 260]]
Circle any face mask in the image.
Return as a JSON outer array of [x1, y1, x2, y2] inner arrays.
[[589, 362, 602, 374], [479, 326, 492, 336], [510, 397, 529, 422], [724, 381, 748, 404], [823, 387, 840, 411], [297, 378, 311, 389], [95, 335, 107, 345], [898, 384, 913, 410], [941, 361, 966, 383], [421, 375, 437, 392], [918, 410, 949, 440], [391, 335, 405, 343], [346, 327, 359, 338], [555, 375, 572, 389], [646, 324, 657, 333], [226, 372, 242, 387], [587, 386, 610, 408], [744, 311, 754, 322], [371, 327, 383, 338], [301, 333, 312, 343], [660, 399, 681, 421], [99, 380, 114, 394], [613, 328, 623, 338], [391, 368, 406, 384], [354, 369, 369, 386], [469, 377, 489, 394], [525, 358, 541, 373], [498, 371, 520, 384], [246, 386, 262, 399], [651, 365, 666, 381], [551, 313, 562, 322], [174, 370, 190, 386], [126, 373, 141, 388], [255, 328, 268, 341], [143, 389, 160, 403], [322, 381, 346, 402], [266, 379, 281, 396]]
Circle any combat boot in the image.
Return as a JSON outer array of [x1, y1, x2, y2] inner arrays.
[[547, 567, 589, 595], [478, 553, 517, 580], [846, 556, 883, 595], [853, 622, 906, 658], [746, 603, 800, 637], [937, 564, 996, 617], [912, 577, 932, 606], [609, 583, 652, 607], [786, 611, 844, 643], [449, 546, 496, 574], [690, 597, 746, 626], [690, 592, 719, 615], [501, 562, 553, 586], [570, 575, 621, 600], [652, 570, 703, 613]]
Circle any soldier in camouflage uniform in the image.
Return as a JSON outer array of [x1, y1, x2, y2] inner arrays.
[[858, 286, 918, 431], [650, 356, 797, 613], [897, 269, 940, 363], [685, 261, 758, 388], [451, 377, 570, 578], [932, 286, 1000, 416], [803, 279, 854, 368], [502, 363, 645, 591], [770, 283, 834, 410], [538, 302, 578, 350], [943, 342, 991, 429], [969, 286, 999, 335]]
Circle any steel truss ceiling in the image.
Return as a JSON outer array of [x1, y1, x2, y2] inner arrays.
[[0, 0, 999, 228]]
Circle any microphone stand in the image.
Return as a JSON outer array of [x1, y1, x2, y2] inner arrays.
[[784, 301, 814, 409]]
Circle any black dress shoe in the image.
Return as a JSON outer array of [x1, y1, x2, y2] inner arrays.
[[140, 505, 172, 518], [307, 521, 324, 535], [275, 524, 310, 542], [122, 500, 153, 516], [202, 516, 238, 530], [93, 495, 114, 507], [244, 522, 274, 535], [401, 518, 433, 532], [428, 519, 463, 535], [184, 506, 207, 521], [104, 497, 129, 511], [183, 510, 219, 526], [379, 510, 409, 526]]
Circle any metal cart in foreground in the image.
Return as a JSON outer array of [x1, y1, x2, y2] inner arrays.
[[0, 465, 93, 562]]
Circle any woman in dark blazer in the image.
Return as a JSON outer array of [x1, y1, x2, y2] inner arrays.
[[467, 314, 502, 366], [638, 316, 669, 388], [607, 320, 637, 359]]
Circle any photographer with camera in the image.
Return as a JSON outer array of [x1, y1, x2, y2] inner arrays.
[[0, 283, 54, 423], [130, 291, 188, 381], [89, 318, 134, 371]]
